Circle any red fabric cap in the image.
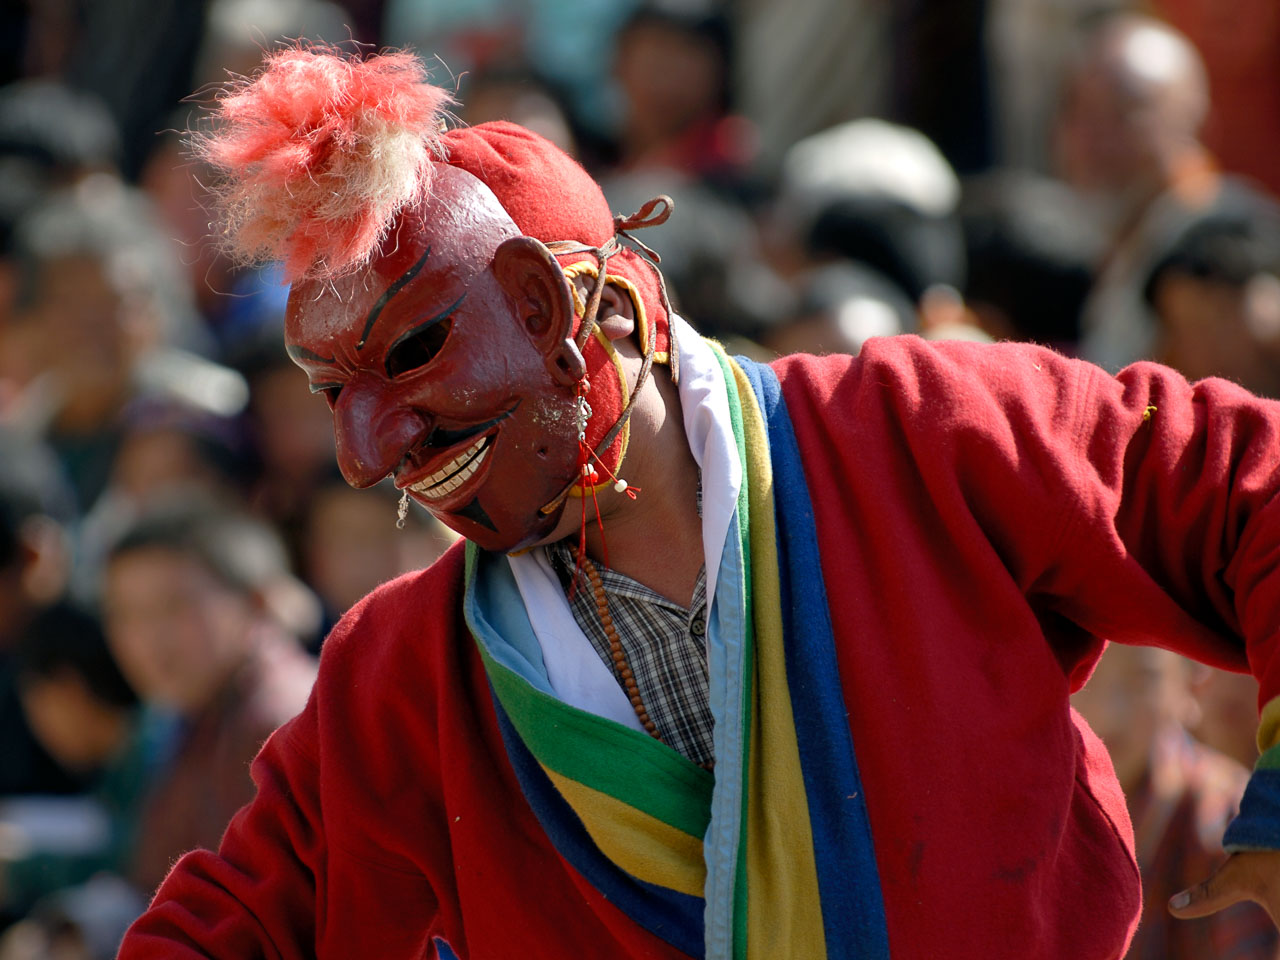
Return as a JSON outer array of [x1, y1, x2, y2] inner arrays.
[[442, 122, 614, 250], [439, 122, 671, 360]]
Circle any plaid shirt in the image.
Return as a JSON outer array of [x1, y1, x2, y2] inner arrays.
[[550, 544, 715, 769]]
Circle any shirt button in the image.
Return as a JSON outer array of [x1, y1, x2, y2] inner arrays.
[[690, 617, 706, 637]]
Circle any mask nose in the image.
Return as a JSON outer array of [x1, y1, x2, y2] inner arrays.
[[332, 372, 428, 488]]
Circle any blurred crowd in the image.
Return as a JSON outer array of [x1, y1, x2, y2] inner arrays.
[[0, 0, 1277, 957]]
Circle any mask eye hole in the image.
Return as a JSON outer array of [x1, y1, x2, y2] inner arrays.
[[386, 317, 453, 378]]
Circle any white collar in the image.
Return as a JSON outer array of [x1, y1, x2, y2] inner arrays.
[[506, 316, 742, 728]]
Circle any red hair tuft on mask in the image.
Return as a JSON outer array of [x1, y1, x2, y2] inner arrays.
[[193, 45, 453, 283]]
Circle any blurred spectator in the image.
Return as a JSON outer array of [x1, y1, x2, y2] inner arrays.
[[1191, 668, 1264, 774], [6, 183, 240, 513], [767, 119, 988, 347], [1153, 0, 1280, 198], [1054, 13, 1245, 370], [960, 171, 1103, 348], [889, 0, 993, 175], [142, 0, 352, 342], [208, 264, 293, 364], [0, 82, 121, 190], [761, 262, 914, 358], [0, 429, 76, 799], [103, 405, 246, 509], [773, 118, 963, 288], [733, 0, 891, 173], [3, 604, 167, 922], [601, 172, 778, 342], [237, 345, 337, 568], [300, 476, 457, 644], [71, 401, 251, 604], [1143, 205, 1280, 396], [13, 605, 138, 786], [0, 81, 123, 402], [612, 2, 753, 185], [330, 0, 383, 45], [382, 0, 522, 92], [986, 0, 1124, 171], [136, 126, 225, 340], [56, 0, 205, 181], [0, 175, 34, 410], [101, 502, 317, 897], [807, 196, 965, 315], [7, 184, 163, 498], [458, 68, 578, 158], [1072, 644, 1276, 959], [520, 0, 643, 141], [194, 0, 352, 87], [0, 873, 144, 960], [383, 0, 638, 142]]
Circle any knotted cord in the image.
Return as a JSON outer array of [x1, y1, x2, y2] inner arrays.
[[539, 195, 676, 515]]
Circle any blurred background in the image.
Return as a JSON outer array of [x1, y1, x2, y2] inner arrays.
[[0, 0, 1277, 956]]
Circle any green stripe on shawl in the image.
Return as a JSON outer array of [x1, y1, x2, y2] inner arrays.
[[1255, 742, 1280, 773], [476, 637, 713, 838], [466, 545, 714, 840]]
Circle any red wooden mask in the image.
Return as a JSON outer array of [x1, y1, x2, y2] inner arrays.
[[284, 164, 596, 552]]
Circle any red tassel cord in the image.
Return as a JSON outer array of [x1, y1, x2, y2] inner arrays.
[[571, 378, 644, 588], [583, 445, 640, 501], [589, 474, 609, 569]]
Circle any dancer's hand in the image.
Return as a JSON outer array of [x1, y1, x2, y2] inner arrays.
[[1169, 851, 1280, 926]]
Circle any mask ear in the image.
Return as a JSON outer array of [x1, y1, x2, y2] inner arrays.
[[492, 235, 585, 387]]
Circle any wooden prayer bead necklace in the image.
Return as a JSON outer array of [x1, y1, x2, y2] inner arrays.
[[579, 554, 662, 739], [578, 554, 714, 772]]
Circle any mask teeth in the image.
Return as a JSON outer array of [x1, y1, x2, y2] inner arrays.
[[411, 439, 490, 500]]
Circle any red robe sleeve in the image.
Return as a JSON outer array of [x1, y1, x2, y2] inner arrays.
[[1009, 348, 1277, 685], [826, 336, 1280, 680], [792, 337, 1280, 844], [1086, 359, 1280, 693]]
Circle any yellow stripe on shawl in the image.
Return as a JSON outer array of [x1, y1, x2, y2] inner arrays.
[[729, 359, 827, 959], [1257, 694, 1280, 753], [544, 767, 706, 898]]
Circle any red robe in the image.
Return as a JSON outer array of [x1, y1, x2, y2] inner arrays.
[[119, 337, 1280, 958]]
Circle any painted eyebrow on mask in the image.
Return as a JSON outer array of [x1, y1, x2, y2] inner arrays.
[[356, 244, 434, 350], [286, 344, 336, 365]]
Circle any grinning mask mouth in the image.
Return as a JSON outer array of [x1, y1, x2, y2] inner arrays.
[[396, 408, 514, 504]]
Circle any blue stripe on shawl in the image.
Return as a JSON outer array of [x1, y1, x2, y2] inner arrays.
[[490, 690, 705, 957], [734, 357, 891, 960], [1225, 764, 1280, 851], [703, 519, 749, 960]]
